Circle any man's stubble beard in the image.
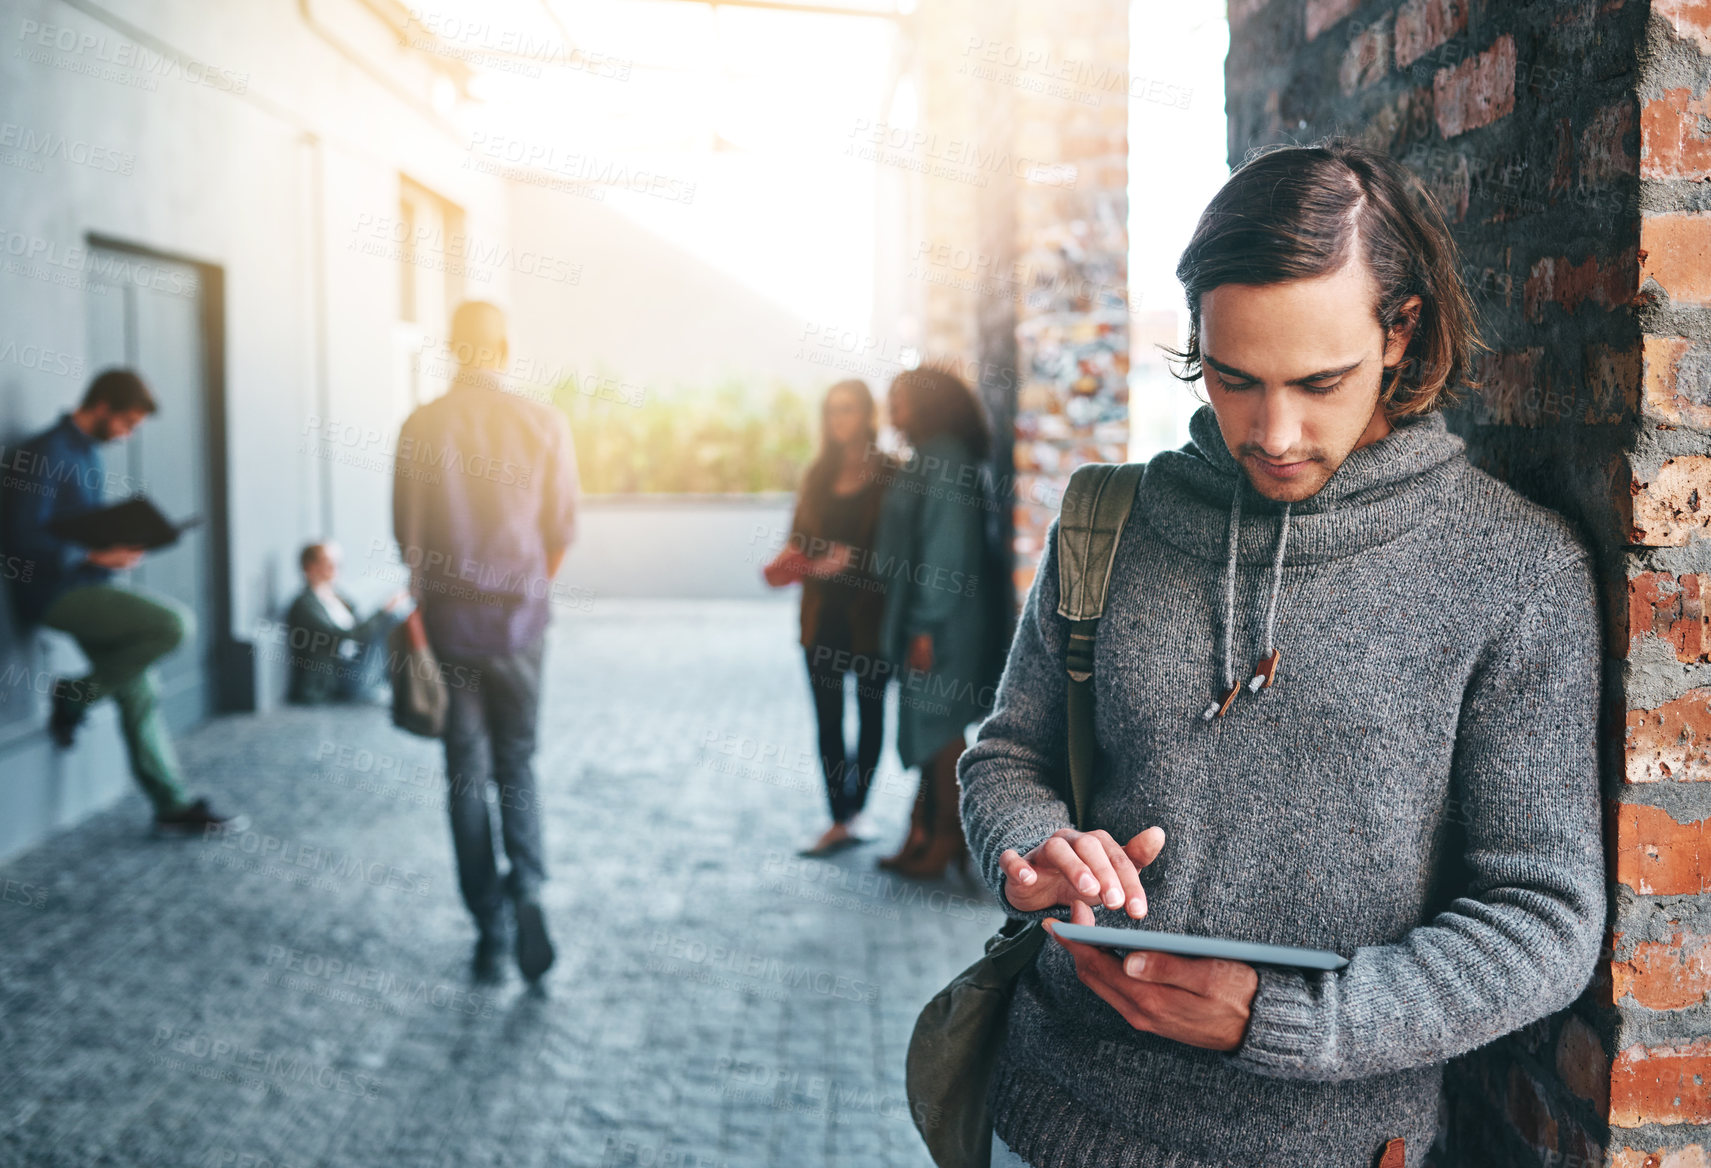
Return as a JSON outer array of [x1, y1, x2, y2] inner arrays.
[[1238, 454, 1335, 504]]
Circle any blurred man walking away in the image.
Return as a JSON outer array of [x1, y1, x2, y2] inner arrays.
[[392, 301, 580, 985], [1, 369, 245, 836]]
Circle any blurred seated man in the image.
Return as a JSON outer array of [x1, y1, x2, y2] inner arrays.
[[285, 541, 409, 705], [0, 368, 245, 834]]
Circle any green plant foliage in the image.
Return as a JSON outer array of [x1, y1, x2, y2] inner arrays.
[[554, 373, 817, 494]]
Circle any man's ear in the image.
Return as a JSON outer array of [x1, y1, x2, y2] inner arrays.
[[1383, 295, 1423, 367]]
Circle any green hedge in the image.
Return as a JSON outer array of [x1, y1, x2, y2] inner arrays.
[[554, 375, 817, 495]]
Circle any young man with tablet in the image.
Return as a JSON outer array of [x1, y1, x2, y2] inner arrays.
[[959, 140, 1606, 1167]]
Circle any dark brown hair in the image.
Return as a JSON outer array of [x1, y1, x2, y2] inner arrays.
[[802, 379, 880, 507], [80, 368, 158, 415], [1164, 137, 1487, 418], [888, 365, 991, 461]]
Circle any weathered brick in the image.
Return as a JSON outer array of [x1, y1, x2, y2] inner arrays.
[[1306, 0, 1362, 42], [1611, 1037, 1711, 1126], [1612, 929, 1711, 1010], [1630, 456, 1711, 546], [1472, 347, 1544, 424], [1434, 33, 1516, 138], [1360, 83, 1436, 154], [1593, 936, 1619, 1007], [1506, 1063, 1561, 1155], [1395, 0, 1465, 68], [1641, 335, 1711, 427], [1628, 570, 1711, 662], [1586, 342, 1641, 423], [1641, 86, 1711, 181], [1420, 149, 1470, 224], [1557, 1014, 1610, 1113], [1558, 1119, 1607, 1168], [1513, 1013, 1556, 1059], [1581, 100, 1639, 187], [1642, 213, 1711, 305], [1525, 248, 1640, 322], [1656, 0, 1711, 54], [1340, 13, 1391, 95], [1614, 801, 1711, 894], [1611, 1146, 1711, 1168], [1627, 690, 1711, 781], [1552, 116, 1576, 193]]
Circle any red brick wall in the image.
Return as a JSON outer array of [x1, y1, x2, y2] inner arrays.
[[1224, 1, 1711, 1165]]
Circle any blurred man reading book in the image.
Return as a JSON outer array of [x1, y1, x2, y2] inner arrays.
[[0, 368, 245, 834]]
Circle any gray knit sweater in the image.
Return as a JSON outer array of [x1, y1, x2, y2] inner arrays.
[[958, 402, 1606, 1168]]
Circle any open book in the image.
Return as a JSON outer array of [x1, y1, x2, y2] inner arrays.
[[46, 496, 203, 551]]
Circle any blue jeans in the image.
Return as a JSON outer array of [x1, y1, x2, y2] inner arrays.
[[438, 635, 546, 938], [334, 610, 406, 701], [991, 1130, 1032, 1168]]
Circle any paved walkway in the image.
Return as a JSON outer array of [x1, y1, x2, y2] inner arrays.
[[0, 599, 1004, 1168]]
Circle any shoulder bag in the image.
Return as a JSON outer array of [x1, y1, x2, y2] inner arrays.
[[904, 460, 1146, 1168]]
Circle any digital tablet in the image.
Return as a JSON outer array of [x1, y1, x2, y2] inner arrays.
[[1048, 922, 1350, 971]]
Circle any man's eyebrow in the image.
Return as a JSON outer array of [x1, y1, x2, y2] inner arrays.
[[1203, 354, 1366, 386]]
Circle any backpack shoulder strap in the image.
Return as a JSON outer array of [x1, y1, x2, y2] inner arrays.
[[1056, 461, 1146, 625], [1053, 461, 1145, 828]]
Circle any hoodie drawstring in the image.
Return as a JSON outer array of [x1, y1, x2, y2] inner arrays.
[[1201, 485, 1293, 721]]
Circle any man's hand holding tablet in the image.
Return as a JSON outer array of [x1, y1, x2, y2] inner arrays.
[[1000, 825, 1261, 1053]]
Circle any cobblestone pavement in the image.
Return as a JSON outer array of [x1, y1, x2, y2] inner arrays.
[[0, 599, 1005, 1168]]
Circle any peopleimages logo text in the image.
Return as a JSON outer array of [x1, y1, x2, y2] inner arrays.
[[0, 122, 134, 173], [17, 20, 249, 93]]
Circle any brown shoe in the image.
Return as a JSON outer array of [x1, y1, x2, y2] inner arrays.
[[799, 822, 864, 858], [891, 827, 968, 881], [877, 825, 932, 870], [877, 778, 933, 869], [891, 741, 969, 879]]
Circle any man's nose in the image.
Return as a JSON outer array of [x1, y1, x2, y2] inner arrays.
[[1251, 392, 1303, 458]]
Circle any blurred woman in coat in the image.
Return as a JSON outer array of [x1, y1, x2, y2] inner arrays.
[[871, 367, 1002, 879]]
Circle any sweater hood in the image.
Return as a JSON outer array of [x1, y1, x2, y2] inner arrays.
[[1137, 401, 1470, 720]]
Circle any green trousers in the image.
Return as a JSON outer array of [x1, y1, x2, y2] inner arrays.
[[41, 584, 193, 815]]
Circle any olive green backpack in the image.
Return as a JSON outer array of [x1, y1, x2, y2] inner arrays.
[[904, 460, 1146, 1168]]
